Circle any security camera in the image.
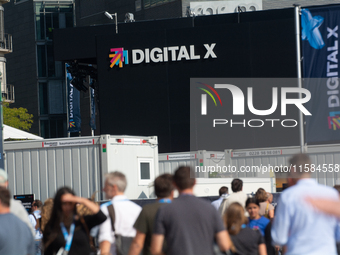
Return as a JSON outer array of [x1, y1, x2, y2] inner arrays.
[[124, 13, 135, 23], [104, 11, 113, 19], [186, 7, 195, 17]]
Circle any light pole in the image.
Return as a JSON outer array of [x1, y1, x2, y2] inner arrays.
[[104, 11, 118, 34]]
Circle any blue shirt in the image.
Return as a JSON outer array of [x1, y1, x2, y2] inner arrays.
[[0, 213, 35, 255], [211, 194, 229, 210], [248, 216, 269, 236], [271, 179, 340, 255]]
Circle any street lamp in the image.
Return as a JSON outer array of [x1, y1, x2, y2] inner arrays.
[[104, 11, 118, 34]]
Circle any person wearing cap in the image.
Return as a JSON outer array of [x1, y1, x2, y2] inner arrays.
[[0, 168, 35, 237]]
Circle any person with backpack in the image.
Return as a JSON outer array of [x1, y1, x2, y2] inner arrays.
[[29, 200, 43, 255], [98, 171, 142, 255]]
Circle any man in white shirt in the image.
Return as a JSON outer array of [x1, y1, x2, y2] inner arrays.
[[272, 154, 340, 255], [99, 171, 142, 255], [219, 178, 247, 216], [211, 186, 229, 210], [28, 200, 43, 255]]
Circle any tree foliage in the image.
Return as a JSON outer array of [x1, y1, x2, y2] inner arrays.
[[3, 102, 33, 131]]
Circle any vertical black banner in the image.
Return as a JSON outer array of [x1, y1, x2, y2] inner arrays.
[[302, 7, 340, 143], [66, 64, 81, 133]]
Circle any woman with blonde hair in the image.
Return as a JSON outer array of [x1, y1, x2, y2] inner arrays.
[[40, 198, 54, 232], [224, 202, 267, 255], [255, 188, 274, 220]]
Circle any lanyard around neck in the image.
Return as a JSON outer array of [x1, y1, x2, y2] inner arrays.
[[158, 198, 171, 204], [60, 221, 75, 252]]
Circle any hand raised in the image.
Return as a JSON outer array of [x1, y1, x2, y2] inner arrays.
[[61, 193, 81, 203]]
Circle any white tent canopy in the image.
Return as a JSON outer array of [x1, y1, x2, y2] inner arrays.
[[3, 124, 43, 140]]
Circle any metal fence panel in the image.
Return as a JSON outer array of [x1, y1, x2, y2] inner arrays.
[[4, 137, 101, 202]]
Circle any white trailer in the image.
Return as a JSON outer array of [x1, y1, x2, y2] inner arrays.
[[159, 151, 272, 196], [5, 134, 340, 202], [159, 144, 340, 196], [4, 135, 159, 202], [226, 144, 340, 191]]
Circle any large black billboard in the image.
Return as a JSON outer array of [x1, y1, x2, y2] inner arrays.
[[96, 16, 298, 153]]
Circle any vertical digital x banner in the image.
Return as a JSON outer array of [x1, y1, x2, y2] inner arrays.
[[66, 64, 81, 133], [90, 86, 96, 130], [301, 6, 340, 143]]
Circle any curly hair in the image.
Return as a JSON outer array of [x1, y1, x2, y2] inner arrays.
[[40, 198, 54, 232], [77, 192, 98, 216]]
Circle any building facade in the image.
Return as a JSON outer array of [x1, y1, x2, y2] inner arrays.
[[4, 0, 74, 138], [5, 0, 340, 138]]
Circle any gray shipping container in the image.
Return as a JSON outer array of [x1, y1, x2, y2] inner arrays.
[[4, 135, 159, 202], [226, 144, 340, 190], [159, 145, 340, 194]]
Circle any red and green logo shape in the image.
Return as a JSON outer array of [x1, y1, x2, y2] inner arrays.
[[198, 82, 222, 115]]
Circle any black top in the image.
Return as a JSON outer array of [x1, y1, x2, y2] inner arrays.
[[264, 222, 275, 255], [44, 210, 106, 255], [230, 227, 264, 255]]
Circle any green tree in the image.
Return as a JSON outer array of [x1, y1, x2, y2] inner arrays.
[[3, 102, 33, 131]]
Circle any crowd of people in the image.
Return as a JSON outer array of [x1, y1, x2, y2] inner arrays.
[[0, 153, 340, 255]]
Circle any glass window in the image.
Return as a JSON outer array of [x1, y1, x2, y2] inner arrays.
[[40, 117, 66, 138], [15, 0, 28, 4], [50, 119, 57, 138], [59, 13, 66, 29], [145, 0, 175, 8], [135, 0, 142, 11], [35, 3, 73, 40], [140, 163, 150, 179], [36, 13, 45, 40], [53, 12, 59, 30], [144, 0, 150, 9], [45, 13, 53, 40], [45, 5, 59, 13], [150, 0, 159, 7], [40, 119, 49, 138], [57, 119, 65, 137], [47, 44, 55, 77], [35, 2, 43, 13], [55, 61, 63, 77], [59, 5, 73, 12], [138, 158, 154, 185], [39, 82, 48, 115], [48, 80, 65, 114], [65, 12, 73, 28], [37, 45, 46, 77]]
